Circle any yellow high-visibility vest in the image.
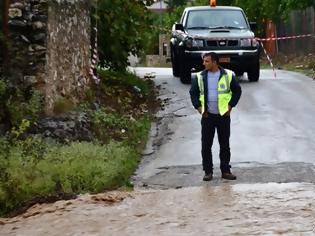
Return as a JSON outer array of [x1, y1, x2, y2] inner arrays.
[[197, 69, 233, 116]]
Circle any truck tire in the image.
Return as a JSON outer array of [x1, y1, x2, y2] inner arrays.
[[171, 48, 180, 77], [179, 62, 191, 84], [248, 61, 260, 82]]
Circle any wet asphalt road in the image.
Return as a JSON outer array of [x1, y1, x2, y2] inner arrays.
[[132, 68, 315, 188]]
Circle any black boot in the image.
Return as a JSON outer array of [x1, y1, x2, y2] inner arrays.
[[221, 172, 236, 180]]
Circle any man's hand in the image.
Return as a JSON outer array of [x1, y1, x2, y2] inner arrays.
[[225, 105, 232, 116], [197, 107, 202, 114]]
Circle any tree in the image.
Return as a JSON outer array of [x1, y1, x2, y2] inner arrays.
[[192, 0, 314, 22], [165, 0, 188, 10], [280, 0, 315, 18], [1, 0, 9, 76], [92, 0, 153, 71], [192, 0, 314, 35]]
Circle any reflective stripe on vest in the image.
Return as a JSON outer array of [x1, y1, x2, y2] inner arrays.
[[197, 69, 233, 116], [197, 73, 205, 113]]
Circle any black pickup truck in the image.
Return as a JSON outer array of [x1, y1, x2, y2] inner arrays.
[[170, 5, 260, 83]]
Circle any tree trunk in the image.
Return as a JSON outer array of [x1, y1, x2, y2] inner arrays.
[[2, 0, 10, 73]]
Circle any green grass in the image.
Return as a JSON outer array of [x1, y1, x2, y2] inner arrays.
[[262, 61, 314, 76], [0, 140, 142, 216], [261, 55, 315, 79], [98, 70, 150, 95], [280, 65, 314, 78]]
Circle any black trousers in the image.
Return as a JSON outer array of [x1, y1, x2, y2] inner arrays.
[[201, 112, 231, 174]]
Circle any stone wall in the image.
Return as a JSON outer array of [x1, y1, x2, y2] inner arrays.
[[7, 0, 47, 85], [5, 0, 91, 114]]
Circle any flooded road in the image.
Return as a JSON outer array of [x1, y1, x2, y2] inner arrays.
[[1, 183, 314, 235], [1, 69, 315, 235]]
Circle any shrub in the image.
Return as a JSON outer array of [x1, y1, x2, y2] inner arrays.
[[4, 87, 44, 128]]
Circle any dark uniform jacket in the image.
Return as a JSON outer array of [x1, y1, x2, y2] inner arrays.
[[189, 66, 242, 112]]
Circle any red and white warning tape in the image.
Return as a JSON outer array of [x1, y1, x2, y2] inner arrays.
[[255, 34, 313, 79], [168, 26, 314, 42], [256, 34, 313, 41], [89, 26, 100, 84], [91, 23, 310, 80], [187, 33, 314, 41], [260, 42, 277, 79], [90, 0, 100, 84], [156, 25, 315, 79]]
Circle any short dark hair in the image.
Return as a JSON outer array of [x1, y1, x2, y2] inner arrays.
[[203, 52, 219, 64]]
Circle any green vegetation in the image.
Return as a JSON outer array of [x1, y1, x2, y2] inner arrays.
[[194, 0, 314, 22], [0, 70, 157, 216], [0, 79, 44, 128], [143, 0, 315, 56], [159, 0, 314, 37], [92, 0, 153, 71], [0, 140, 141, 216], [262, 54, 315, 79]]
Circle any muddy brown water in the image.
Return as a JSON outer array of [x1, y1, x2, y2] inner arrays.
[[0, 183, 314, 236]]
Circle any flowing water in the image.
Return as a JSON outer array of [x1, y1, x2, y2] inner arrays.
[[1, 183, 314, 236]]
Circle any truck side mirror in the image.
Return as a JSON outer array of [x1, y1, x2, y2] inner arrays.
[[250, 22, 257, 30], [174, 23, 185, 32]]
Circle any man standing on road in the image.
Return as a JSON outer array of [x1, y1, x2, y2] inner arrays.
[[189, 52, 242, 181]]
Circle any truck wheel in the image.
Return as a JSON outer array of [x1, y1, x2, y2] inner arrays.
[[179, 63, 191, 84], [248, 62, 260, 82], [171, 48, 180, 77]]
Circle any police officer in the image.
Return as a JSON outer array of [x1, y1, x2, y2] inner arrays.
[[190, 52, 242, 181]]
